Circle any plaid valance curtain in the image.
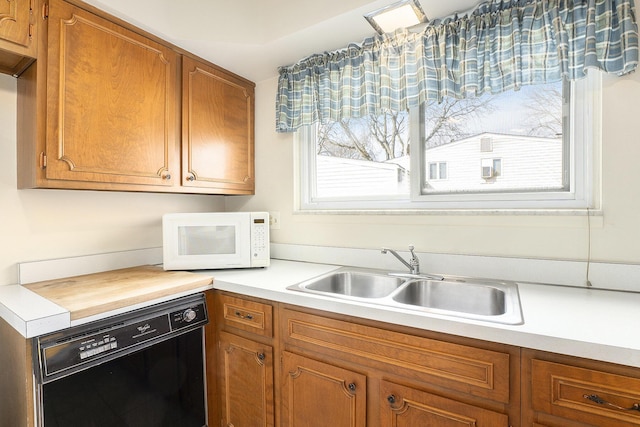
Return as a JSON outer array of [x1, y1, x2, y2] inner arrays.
[[276, 0, 638, 133]]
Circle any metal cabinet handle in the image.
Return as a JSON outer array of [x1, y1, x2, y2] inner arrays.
[[257, 353, 265, 361], [348, 383, 356, 392], [162, 172, 171, 180], [387, 395, 396, 404], [186, 173, 195, 181], [235, 310, 254, 320], [584, 394, 640, 412]]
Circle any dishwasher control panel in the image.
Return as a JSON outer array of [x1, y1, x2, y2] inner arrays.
[[35, 294, 208, 383]]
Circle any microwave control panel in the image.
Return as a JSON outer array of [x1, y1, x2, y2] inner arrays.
[[251, 213, 270, 267]]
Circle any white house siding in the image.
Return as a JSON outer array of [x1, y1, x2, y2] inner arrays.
[[316, 156, 409, 197], [424, 133, 563, 193]]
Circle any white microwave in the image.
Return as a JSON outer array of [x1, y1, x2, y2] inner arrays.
[[162, 212, 270, 270]]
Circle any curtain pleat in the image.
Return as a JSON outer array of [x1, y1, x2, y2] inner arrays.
[[276, 0, 638, 133]]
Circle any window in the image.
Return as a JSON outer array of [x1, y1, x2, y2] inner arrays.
[[429, 162, 447, 180], [298, 75, 599, 212]]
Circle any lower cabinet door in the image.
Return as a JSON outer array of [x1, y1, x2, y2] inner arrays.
[[218, 331, 274, 427], [380, 380, 509, 427], [281, 351, 366, 427]]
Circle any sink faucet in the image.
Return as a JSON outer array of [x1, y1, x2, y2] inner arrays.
[[381, 245, 420, 275]]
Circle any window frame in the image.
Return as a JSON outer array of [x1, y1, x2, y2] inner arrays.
[[296, 73, 601, 213]]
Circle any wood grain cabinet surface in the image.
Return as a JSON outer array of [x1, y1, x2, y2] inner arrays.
[[219, 331, 275, 427], [16, 0, 255, 194], [380, 380, 509, 427], [0, 0, 37, 76], [281, 350, 367, 427], [279, 306, 519, 427], [182, 56, 255, 194], [523, 349, 640, 427], [213, 292, 276, 427]]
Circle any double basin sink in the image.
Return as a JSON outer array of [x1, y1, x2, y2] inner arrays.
[[287, 267, 523, 325]]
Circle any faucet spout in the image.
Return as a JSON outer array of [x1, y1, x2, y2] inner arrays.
[[381, 245, 420, 274]]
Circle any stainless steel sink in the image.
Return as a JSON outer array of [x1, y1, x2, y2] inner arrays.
[[294, 270, 405, 298], [287, 268, 523, 325], [392, 279, 508, 316]]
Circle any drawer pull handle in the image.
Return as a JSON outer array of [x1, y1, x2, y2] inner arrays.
[[584, 394, 640, 412], [234, 311, 254, 320]]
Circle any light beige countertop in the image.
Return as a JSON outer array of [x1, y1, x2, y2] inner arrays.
[[206, 259, 640, 368]]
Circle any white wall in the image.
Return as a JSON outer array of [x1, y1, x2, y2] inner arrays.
[[3, 64, 639, 288], [227, 71, 640, 271], [0, 74, 224, 286]]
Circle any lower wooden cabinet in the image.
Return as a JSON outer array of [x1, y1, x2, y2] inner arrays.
[[281, 351, 367, 427], [523, 349, 640, 427], [279, 307, 518, 427], [380, 380, 509, 427], [218, 331, 274, 427], [207, 291, 640, 427], [213, 292, 276, 427]]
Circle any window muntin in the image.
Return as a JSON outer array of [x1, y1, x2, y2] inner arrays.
[[299, 75, 598, 211]]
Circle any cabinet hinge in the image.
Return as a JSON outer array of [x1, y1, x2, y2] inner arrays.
[[42, 2, 49, 20], [39, 152, 47, 169], [28, 24, 34, 39]]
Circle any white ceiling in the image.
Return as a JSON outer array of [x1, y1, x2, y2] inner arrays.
[[83, 0, 480, 82]]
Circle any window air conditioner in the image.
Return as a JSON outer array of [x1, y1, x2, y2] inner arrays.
[[482, 166, 494, 179]]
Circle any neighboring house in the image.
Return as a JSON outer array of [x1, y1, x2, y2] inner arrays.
[[317, 132, 563, 197], [316, 155, 409, 197], [424, 132, 564, 193]]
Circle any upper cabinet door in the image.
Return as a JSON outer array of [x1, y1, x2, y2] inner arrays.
[[0, 0, 37, 75], [44, 0, 179, 187], [182, 56, 255, 194]]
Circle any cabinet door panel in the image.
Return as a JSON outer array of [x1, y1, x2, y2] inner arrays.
[[218, 331, 274, 427], [182, 56, 254, 194], [380, 380, 509, 427], [45, 0, 178, 187], [281, 351, 366, 427], [0, 0, 36, 75], [0, 0, 32, 47]]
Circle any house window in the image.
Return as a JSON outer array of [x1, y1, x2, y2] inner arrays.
[[429, 162, 447, 180], [298, 75, 599, 211]]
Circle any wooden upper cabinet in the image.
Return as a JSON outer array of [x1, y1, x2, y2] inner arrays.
[[182, 56, 255, 194], [16, 0, 255, 194], [43, 0, 179, 188], [0, 0, 37, 75]]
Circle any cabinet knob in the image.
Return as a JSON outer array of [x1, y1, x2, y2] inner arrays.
[[348, 383, 356, 392], [186, 173, 195, 181], [387, 395, 396, 404], [257, 353, 265, 361], [162, 172, 171, 180]]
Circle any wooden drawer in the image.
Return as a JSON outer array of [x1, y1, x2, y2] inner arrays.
[[217, 293, 273, 338], [531, 359, 640, 426], [282, 308, 511, 404]]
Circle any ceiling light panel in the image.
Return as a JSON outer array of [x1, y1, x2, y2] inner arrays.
[[364, 0, 428, 34]]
